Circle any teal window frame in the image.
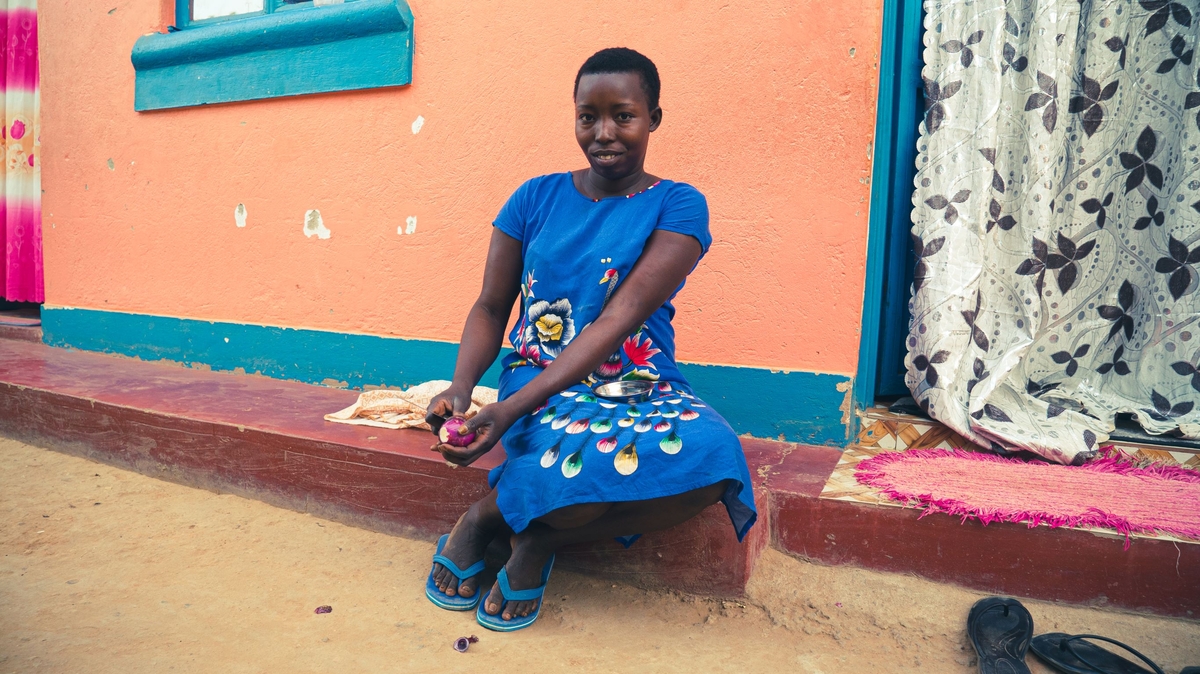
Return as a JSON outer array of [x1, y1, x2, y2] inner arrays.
[[132, 0, 413, 111], [174, 0, 349, 30]]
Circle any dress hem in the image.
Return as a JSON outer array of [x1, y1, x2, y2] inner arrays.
[[494, 474, 758, 543]]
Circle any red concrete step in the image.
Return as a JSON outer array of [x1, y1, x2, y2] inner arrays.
[[0, 322, 40, 343], [0, 338, 778, 596], [4, 336, 1194, 616], [768, 450, 1200, 619]]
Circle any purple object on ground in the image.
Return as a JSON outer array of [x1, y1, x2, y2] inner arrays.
[[453, 635, 480, 652], [314, 605, 332, 614]]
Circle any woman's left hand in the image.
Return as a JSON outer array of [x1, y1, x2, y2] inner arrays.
[[432, 401, 520, 467]]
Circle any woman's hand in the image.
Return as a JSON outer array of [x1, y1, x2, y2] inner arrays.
[[431, 401, 519, 467], [424, 384, 475, 434]]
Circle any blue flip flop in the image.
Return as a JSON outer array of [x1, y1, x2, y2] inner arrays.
[[475, 555, 556, 632], [425, 534, 487, 611]]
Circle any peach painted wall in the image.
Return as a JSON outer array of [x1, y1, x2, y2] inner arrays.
[[40, 0, 882, 376]]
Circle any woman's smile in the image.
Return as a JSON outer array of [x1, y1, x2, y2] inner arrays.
[[590, 149, 624, 165]]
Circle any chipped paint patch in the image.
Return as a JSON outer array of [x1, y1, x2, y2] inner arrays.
[[405, 215, 417, 235], [837, 378, 854, 425], [235, 203, 247, 228], [106, 158, 115, 170], [411, 115, 425, 134], [304, 209, 331, 240]]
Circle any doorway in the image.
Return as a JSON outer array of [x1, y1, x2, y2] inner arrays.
[[853, 0, 926, 419]]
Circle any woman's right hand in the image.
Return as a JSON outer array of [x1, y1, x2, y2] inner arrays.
[[425, 383, 474, 434]]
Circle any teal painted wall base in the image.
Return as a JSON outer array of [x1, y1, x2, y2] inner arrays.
[[41, 307, 851, 446]]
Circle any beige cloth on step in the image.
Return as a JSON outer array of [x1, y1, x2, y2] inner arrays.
[[324, 380, 499, 431]]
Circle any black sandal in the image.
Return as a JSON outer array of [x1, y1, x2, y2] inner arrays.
[[1030, 633, 1167, 674], [968, 597, 1035, 674]]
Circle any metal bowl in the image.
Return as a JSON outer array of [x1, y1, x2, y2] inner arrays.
[[593, 380, 654, 404]]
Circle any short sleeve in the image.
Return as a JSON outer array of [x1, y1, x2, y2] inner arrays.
[[655, 183, 712, 255], [493, 178, 536, 243]]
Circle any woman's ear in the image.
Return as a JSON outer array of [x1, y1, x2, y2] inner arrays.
[[649, 107, 663, 132]]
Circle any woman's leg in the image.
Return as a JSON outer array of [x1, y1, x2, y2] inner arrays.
[[481, 480, 729, 620], [431, 489, 509, 598]]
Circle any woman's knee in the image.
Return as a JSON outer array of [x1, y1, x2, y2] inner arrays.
[[689, 480, 729, 508], [537, 502, 612, 529]]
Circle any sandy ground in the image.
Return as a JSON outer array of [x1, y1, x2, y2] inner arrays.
[[1, 437, 1197, 674]]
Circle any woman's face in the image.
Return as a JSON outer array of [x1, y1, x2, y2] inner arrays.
[[575, 72, 661, 181]]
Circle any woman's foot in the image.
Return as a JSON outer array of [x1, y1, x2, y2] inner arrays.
[[432, 499, 504, 599], [482, 528, 555, 620]]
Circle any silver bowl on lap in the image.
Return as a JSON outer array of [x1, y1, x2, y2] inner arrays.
[[593, 380, 654, 404]]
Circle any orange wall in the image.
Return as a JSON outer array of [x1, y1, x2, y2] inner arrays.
[[40, 0, 882, 376]]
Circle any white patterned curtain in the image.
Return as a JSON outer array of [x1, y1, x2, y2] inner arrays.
[[909, 0, 1200, 464]]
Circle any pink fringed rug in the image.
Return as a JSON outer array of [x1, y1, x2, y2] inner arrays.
[[854, 449, 1200, 547]]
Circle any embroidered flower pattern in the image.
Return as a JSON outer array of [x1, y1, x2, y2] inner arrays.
[[1050, 344, 1091, 377], [941, 30, 984, 68], [1171, 360, 1200, 392], [1119, 126, 1164, 193], [922, 77, 963, 134], [1142, 390, 1194, 421], [1015, 232, 1096, 295], [623, 333, 661, 367], [925, 189, 971, 224], [1097, 280, 1136, 342], [1079, 192, 1114, 228], [1025, 71, 1059, 133], [1140, 0, 1192, 37], [1156, 34, 1194, 73], [522, 298, 576, 358], [1098, 345, 1132, 376], [1068, 74, 1118, 137], [1154, 235, 1200, 300]]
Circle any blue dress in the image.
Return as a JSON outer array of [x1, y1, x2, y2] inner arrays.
[[488, 172, 757, 542]]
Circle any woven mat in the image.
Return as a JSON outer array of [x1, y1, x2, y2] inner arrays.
[[855, 449, 1200, 546]]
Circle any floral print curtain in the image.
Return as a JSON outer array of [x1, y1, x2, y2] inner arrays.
[[0, 0, 40, 302], [909, 0, 1200, 464]]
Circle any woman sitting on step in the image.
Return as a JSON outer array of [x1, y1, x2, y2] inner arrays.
[[425, 47, 757, 632]]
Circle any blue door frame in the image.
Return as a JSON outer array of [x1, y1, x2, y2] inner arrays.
[[852, 0, 925, 428]]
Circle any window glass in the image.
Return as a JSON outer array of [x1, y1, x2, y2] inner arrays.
[[193, 0, 264, 21]]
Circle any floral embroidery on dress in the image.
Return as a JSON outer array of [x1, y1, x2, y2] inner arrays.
[[512, 260, 666, 382], [511, 269, 576, 364], [523, 298, 575, 358], [623, 333, 661, 366]]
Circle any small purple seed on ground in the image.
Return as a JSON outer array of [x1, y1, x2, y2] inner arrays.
[[314, 605, 332, 614]]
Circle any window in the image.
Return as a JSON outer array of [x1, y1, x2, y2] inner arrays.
[[178, 0, 357, 29], [132, 0, 413, 111]]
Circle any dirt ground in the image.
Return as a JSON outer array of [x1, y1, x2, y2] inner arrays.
[[1, 437, 1197, 674]]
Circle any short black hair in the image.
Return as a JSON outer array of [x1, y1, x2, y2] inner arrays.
[[574, 47, 661, 110]]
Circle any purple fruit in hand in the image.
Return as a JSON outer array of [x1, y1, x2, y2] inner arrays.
[[438, 416, 475, 447]]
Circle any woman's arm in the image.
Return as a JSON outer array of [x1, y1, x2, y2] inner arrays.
[[437, 229, 702, 465], [424, 228, 524, 427]]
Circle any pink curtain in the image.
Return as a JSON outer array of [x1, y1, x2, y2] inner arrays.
[[0, 0, 39, 302]]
